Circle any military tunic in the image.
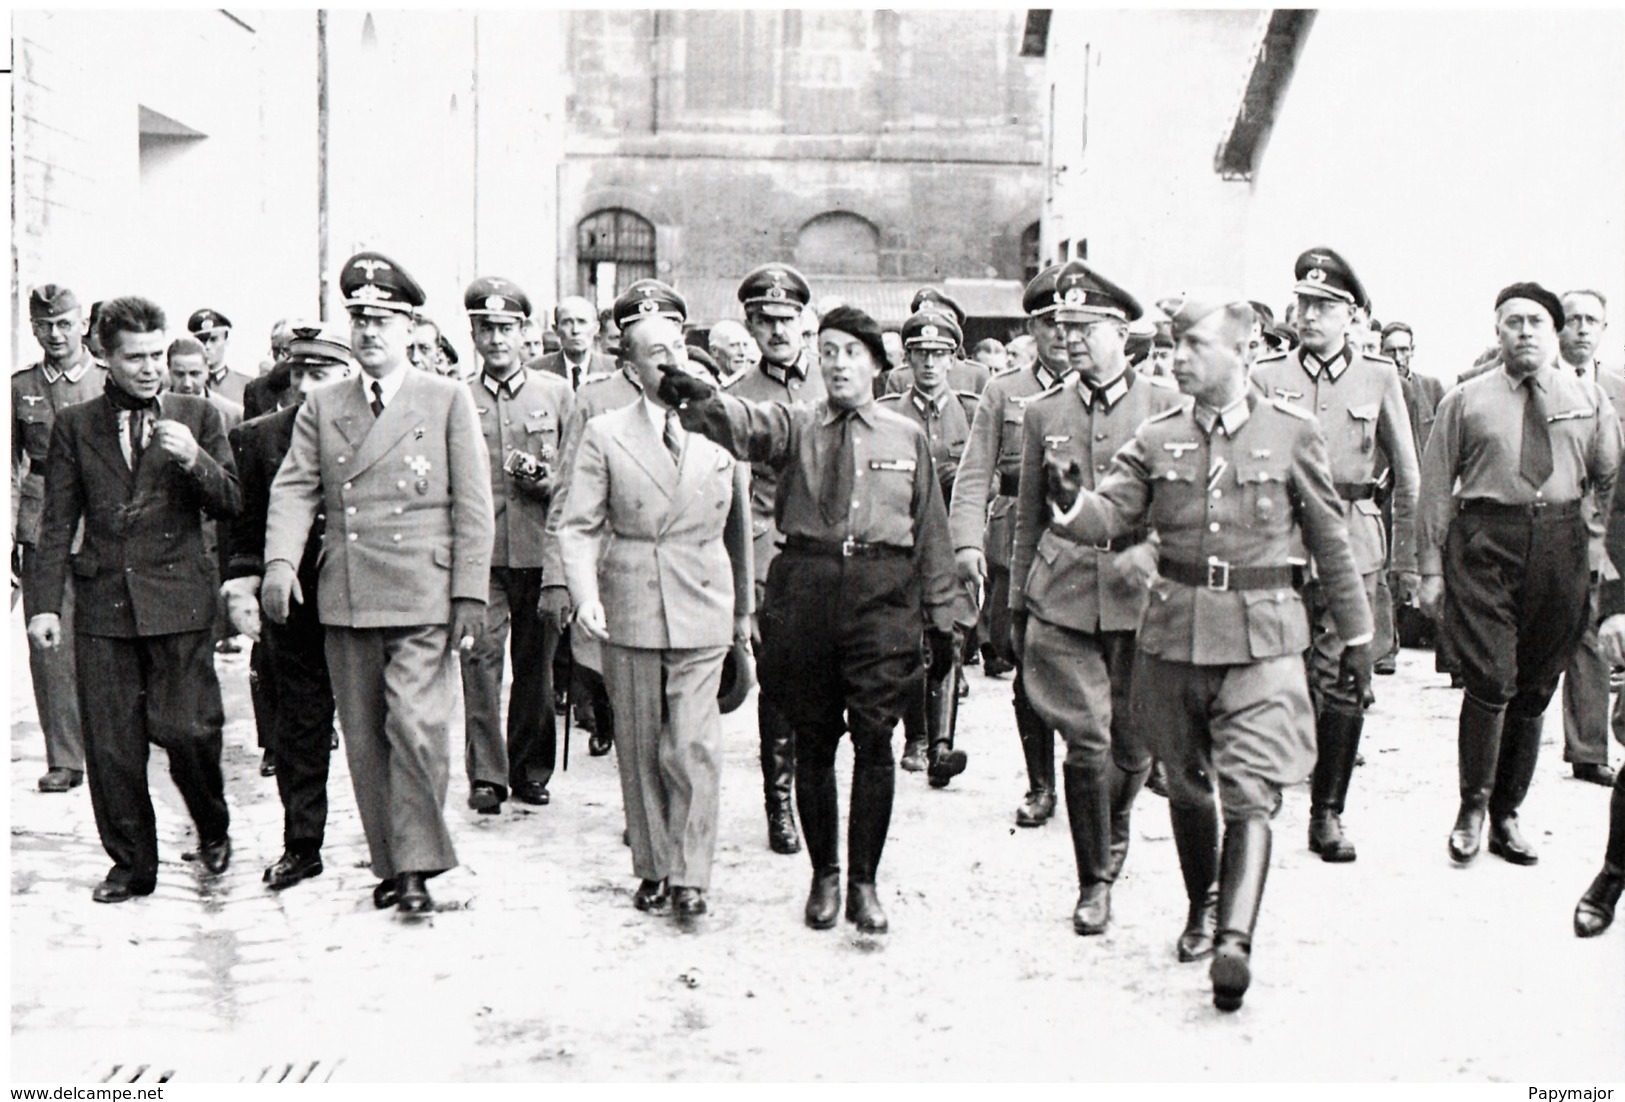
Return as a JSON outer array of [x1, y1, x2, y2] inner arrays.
[[1251, 344, 1418, 714], [1012, 372, 1186, 762], [1054, 393, 1372, 817]]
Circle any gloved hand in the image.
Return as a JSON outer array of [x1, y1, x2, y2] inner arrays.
[[1010, 609, 1029, 665], [219, 576, 263, 642], [1044, 454, 1085, 512], [1337, 641, 1376, 708], [260, 560, 303, 625], [925, 627, 958, 681], [537, 584, 574, 630], [656, 362, 717, 409], [450, 597, 486, 654]]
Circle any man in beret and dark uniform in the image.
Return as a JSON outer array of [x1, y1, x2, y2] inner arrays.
[[13, 283, 104, 794], [878, 309, 980, 784], [1011, 261, 1187, 935], [221, 324, 354, 890], [262, 251, 494, 917], [722, 262, 826, 856], [950, 264, 1073, 828], [1418, 282, 1621, 870], [459, 277, 574, 815], [27, 296, 242, 902], [1251, 247, 1419, 865], [1052, 293, 1372, 1010], [189, 308, 249, 406], [664, 305, 967, 934]]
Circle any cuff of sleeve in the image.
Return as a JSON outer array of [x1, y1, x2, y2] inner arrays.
[[1342, 632, 1374, 647], [1418, 552, 1443, 575]]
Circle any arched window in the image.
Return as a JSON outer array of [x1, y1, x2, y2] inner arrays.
[[577, 209, 656, 307], [1020, 221, 1041, 284], [795, 211, 879, 277]]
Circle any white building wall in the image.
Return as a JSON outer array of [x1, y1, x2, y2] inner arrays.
[[1243, 10, 1625, 378]]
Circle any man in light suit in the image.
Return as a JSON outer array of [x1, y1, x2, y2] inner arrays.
[[532, 296, 616, 390], [262, 251, 494, 917], [555, 280, 752, 920]]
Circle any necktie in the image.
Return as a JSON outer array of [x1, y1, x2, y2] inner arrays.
[[663, 410, 683, 467], [1519, 376, 1554, 489], [127, 411, 148, 468], [819, 410, 856, 527], [370, 380, 385, 418]]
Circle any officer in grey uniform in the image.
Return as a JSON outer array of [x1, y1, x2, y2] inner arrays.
[[13, 283, 105, 793], [1052, 293, 1373, 1011], [950, 265, 1072, 827], [1011, 261, 1187, 935], [460, 277, 574, 813], [1251, 248, 1418, 864]]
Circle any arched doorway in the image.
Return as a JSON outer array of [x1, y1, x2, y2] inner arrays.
[[577, 208, 656, 309]]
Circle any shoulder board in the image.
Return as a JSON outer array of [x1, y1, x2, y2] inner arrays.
[[1032, 381, 1065, 400], [580, 372, 619, 389], [954, 388, 980, 403], [1144, 373, 1178, 391], [1145, 404, 1186, 425], [991, 364, 1026, 379], [1363, 352, 1396, 366], [876, 392, 902, 403], [1267, 397, 1315, 421], [1253, 352, 1290, 366]]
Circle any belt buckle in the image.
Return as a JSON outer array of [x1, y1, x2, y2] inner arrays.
[[841, 537, 858, 557], [1093, 538, 1113, 552], [1206, 558, 1231, 591]]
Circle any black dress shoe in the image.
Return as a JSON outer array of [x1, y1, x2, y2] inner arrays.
[[926, 745, 968, 789], [672, 886, 707, 918], [588, 732, 613, 757], [805, 870, 841, 930], [512, 781, 551, 806], [1073, 883, 1111, 936], [263, 850, 323, 891], [37, 768, 84, 793], [396, 872, 433, 914], [1574, 870, 1623, 937], [1015, 788, 1056, 827], [1573, 763, 1615, 787], [899, 740, 928, 772], [199, 836, 231, 875], [1374, 656, 1397, 676], [846, 881, 889, 933], [1487, 815, 1539, 865], [92, 878, 154, 904], [468, 782, 504, 814], [982, 653, 1015, 678], [633, 878, 669, 912], [768, 808, 802, 854], [1211, 932, 1253, 1012], [372, 877, 401, 909], [259, 752, 277, 777]]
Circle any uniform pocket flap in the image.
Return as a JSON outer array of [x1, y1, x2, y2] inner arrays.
[[1035, 532, 1062, 564], [1347, 403, 1379, 422], [432, 546, 453, 568], [1354, 498, 1383, 517]]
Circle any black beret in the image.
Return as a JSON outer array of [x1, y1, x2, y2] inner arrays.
[[1495, 282, 1565, 331], [818, 305, 888, 371], [1293, 247, 1368, 311]]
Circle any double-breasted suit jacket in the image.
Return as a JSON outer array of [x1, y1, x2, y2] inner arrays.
[[264, 369, 494, 629]]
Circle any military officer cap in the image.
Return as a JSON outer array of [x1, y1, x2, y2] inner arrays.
[[29, 284, 81, 319], [1051, 259, 1143, 324], [285, 322, 352, 367], [901, 309, 962, 352], [1292, 247, 1368, 311], [188, 307, 233, 335], [340, 251, 426, 317], [737, 263, 812, 319], [1495, 281, 1565, 330], [612, 278, 688, 332], [911, 287, 967, 328], [1021, 263, 1071, 318], [464, 276, 532, 320]]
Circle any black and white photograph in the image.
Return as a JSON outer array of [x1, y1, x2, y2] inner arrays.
[[7, 5, 1625, 1087]]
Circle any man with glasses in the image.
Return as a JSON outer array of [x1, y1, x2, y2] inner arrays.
[[12, 283, 105, 793], [1251, 248, 1419, 865]]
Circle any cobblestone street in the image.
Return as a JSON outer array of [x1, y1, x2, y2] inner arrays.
[[9, 608, 1624, 1083]]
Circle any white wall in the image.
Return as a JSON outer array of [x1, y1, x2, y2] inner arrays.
[[1244, 10, 1625, 378]]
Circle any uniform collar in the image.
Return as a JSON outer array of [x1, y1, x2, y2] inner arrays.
[[1300, 342, 1353, 381], [1501, 361, 1557, 392], [1193, 392, 1252, 437], [209, 363, 232, 386], [763, 355, 810, 386], [821, 399, 876, 428], [910, 387, 948, 415], [1077, 369, 1130, 411], [1562, 354, 1599, 379], [40, 350, 92, 385], [1033, 360, 1068, 390], [481, 366, 526, 400]]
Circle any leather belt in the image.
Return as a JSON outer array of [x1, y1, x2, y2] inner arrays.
[[782, 535, 911, 560], [1457, 498, 1583, 519], [998, 472, 1021, 497], [1050, 528, 1146, 553], [1335, 481, 1377, 502], [1160, 558, 1300, 592]]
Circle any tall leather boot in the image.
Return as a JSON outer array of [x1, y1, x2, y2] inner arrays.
[[1169, 800, 1221, 962], [1308, 711, 1363, 863], [900, 687, 928, 773], [1574, 766, 1625, 937], [759, 696, 801, 855], [1014, 680, 1056, 827], [1210, 818, 1272, 1012], [796, 760, 841, 930], [1106, 760, 1150, 880], [1487, 711, 1543, 865], [1449, 695, 1504, 864], [846, 762, 895, 934], [1063, 762, 1114, 935]]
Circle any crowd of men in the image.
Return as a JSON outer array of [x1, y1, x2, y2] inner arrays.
[[11, 243, 1625, 1013]]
